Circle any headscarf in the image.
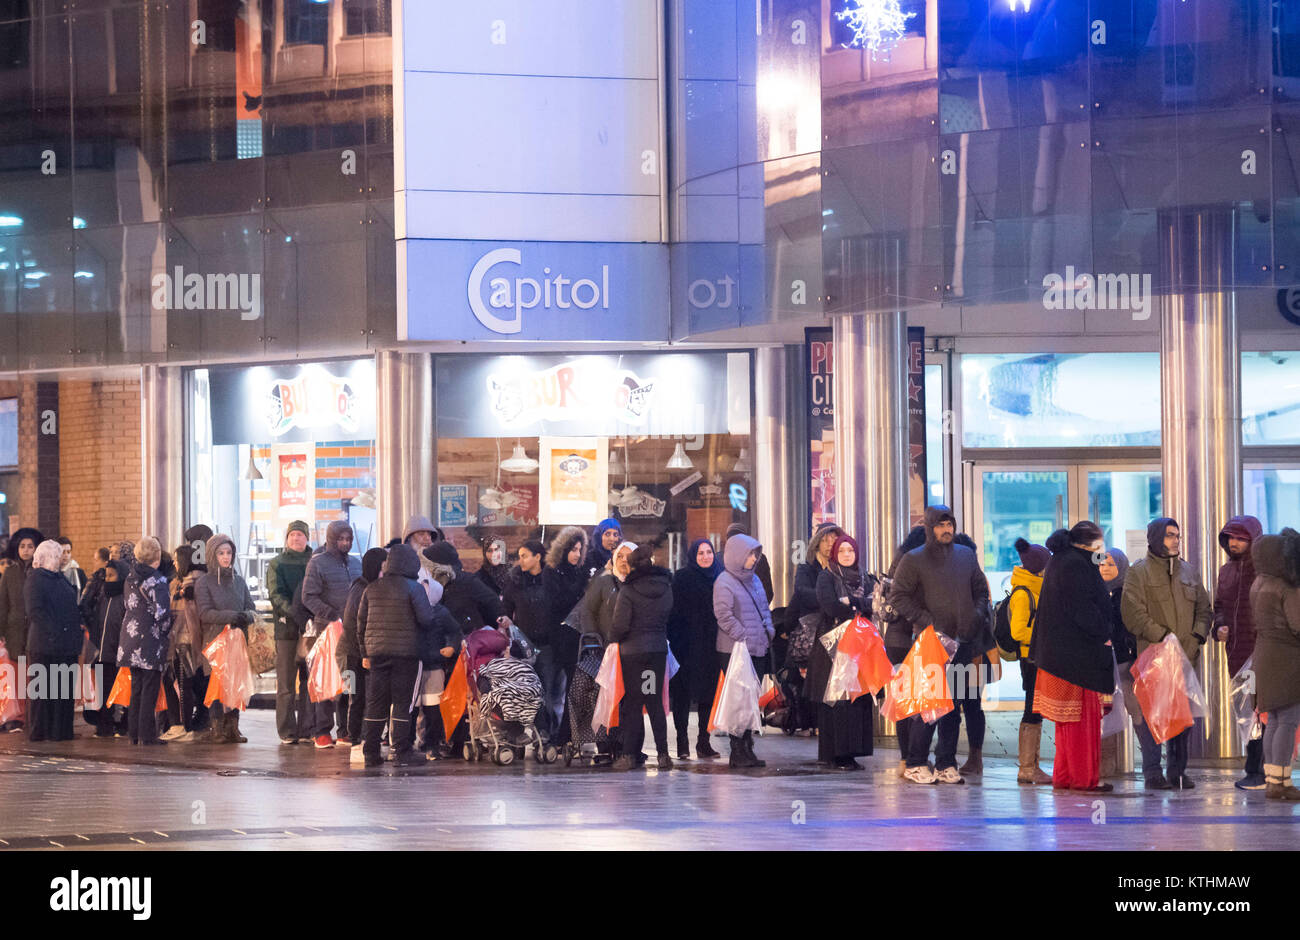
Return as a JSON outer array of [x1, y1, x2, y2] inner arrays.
[[590, 518, 623, 570], [31, 540, 64, 572], [610, 541, 638, 582], [1102, 547, 1129, 595], [478, 537, 509, 593], [828, 534, 865, 601], [115, 540, 136, 568]]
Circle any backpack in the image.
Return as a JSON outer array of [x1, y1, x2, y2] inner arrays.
[[993, 585, 1034, 661]]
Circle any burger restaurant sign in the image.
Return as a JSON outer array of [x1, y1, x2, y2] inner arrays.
[[207, 360, 377, 446]]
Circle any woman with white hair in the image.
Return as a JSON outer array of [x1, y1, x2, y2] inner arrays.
[[118, 536, 174, 746], [25, 539, 83, 741]]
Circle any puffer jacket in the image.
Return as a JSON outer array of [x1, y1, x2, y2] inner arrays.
[[86, 562, 128, 665], [610, 565, 672, 656], [579, 571, 622, 645], [24, 567, 83, 660], [1214, 514, 1264, 676], [117, 563, 174, 671], [1249, 532, 1300, 714], [712, 534, 773, 656], [1007, 565, 1043, 659], [194, 534, 258, 645], [302, 521, 361, 626], [358, 544, 437, 660], [1121, 519, 1212, 664]]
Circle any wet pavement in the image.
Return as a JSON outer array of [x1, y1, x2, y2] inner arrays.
[[0, 710, 1295, 850]]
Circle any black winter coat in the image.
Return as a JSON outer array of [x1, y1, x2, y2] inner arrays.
[[889, 520, 989, 643], [358, 546, 438, 661], [25, 567, 83, 660], [610, 566, 672, 656], [501, 567, 564, 647], [1031, 546, 1116, 694], [807, 567, 872, 704], [1108, 588, 1136, 666], [442, 571, 505, 637], [667, 564, 721, 700], [87, 585, 125, 666]]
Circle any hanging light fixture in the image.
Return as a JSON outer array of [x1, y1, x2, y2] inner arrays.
[[665, 442, 694, 471], [732, 447, 752, 473], [608, 442, 626, 477], [500, 441, 539, 473], [242, 451, 263, 481]]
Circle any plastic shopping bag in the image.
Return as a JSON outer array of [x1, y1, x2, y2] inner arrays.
[[203, 627, 257, 711], [0, 639, 19, 725], [440, 655, 469, 738], [106, 667, 132, 708], [887, 626, 955, 724], [77, 658, 100, 712], [1100, 660, 1130, 737], [1130, 633, 1207, 745], [838, 615, 895, 697], [1228, 656, 1262, 750], [824, 649, 864, 703], [663, 647, 679, 716], [592, 642, 624, 734], [306, 620, 344, 703], [709, 644, 763, 737], [707, 669, 725, 732]]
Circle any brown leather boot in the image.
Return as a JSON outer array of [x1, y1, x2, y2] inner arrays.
[[1017, 722, 1051, 785], [959, 748, 983, 776]]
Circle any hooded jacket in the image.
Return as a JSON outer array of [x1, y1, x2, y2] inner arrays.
[[1103, 548, 1135, 664], [302, 520, 362, 625], [610, 563, 673, 656], [791, 523, 846, 625], [1030, 544, 1116, 694], [888, 506, 990, 642], [117, 562, 174, 671], [1248, 532, 1300, 714], [358, 544, 445, 661], [24, 565, 82, 660], [1007, 566, 1044, 660], [1214, 514, 1264, 676], [266, 520, 313, 641], [339, 547, 386, 667], [501, 563, 564, 646], [85, 561, 128, 665], [578, 544, 633, 646], [1121, 518, 1213, 663], [425, 541, 504, 637], [0, 526, 43, 658], [712, 534, 773, 656], [194, 534, 258, 645]]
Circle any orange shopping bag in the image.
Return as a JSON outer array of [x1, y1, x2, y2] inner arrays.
[[440, 655, 469, 739], [306, 621, 344, 703], [889, 626, 955, 724], [203, 627, 257, 711], [1130, 634, 1205, 744], [106, 667, 132, 708], [0, 639, 21, 724], [706, 669, 725, 733], [838, 615, 894, 698]]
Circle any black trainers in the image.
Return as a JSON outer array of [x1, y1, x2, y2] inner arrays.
[[1234, 773, 1266, 791], [1145, 775, 1173, 790], [1173, 775, 1195, 790]]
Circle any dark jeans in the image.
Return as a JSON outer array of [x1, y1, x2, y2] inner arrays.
[[275, 639, 311, 741], [906, 710, 961, 770], [553, 661, 577, 748], [363, 656, 420, 760], [1021, 660, 1042, 726], [1245, 736, 1264, 776], [27, 654, 77, 742], [1135, 720, 1190, 781], [621, 651, 668, 758], [312, 698, 336, 738], [950, 643, 985, 750], [128, 667, 162, 744], [178, 668, 210, 732]]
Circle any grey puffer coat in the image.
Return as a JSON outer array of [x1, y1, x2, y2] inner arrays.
[[194, 534, 258, 645], [302, 521, 361, 624], [712, 534, 773, 657]]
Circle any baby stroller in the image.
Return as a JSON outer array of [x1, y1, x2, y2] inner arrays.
[[765, 661, 818, 735], [562, 631, 617, 767], [461, 628, 559, 766]]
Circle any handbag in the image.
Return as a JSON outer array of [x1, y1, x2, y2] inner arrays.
[[788, 611, 822, 665]]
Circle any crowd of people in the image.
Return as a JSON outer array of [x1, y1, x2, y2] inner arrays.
[[0, 506, 1296, 795]]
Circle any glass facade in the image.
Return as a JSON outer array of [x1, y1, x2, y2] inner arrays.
[[0, 0, 395, 373]]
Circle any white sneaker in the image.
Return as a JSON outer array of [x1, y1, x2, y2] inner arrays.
[[159, 726, 186, 741], [903, 765, 936, 784], [935, 767, 966, 785]]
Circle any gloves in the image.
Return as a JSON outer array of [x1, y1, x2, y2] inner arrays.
[[231, 611, 253, 629], [182, 584, 195, 600]]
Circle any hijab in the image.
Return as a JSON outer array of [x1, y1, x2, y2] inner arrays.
[[610, 541, 638, 582], [673, 537, 722, 603], [829, 534, 866, 601], [1103, 547, 1129, 595]]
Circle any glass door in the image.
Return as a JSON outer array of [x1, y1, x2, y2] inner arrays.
[[1243, 464, 1300, 533], [1080, 467, 1163, 562]]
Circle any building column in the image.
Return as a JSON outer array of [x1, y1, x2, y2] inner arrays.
[[754, 346, 803, 608], [375, 350, 433, 544], [833, 313, 910, 575], [140, 366, 184, 546], [1159, 207, 1240, 760]]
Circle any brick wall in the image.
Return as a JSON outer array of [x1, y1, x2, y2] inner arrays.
[[57, 378, 143, 571]]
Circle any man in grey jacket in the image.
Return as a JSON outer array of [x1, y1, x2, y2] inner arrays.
[[1121, 517, 1212, 790], [302, 521, 361, 748], [712, 533, 773, 769], [888, 505, 990, 786]]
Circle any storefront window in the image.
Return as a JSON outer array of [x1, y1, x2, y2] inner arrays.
[[962, 352, 1161, 448], [1244, 467, 1300, 534], [188, 359, 377, 594], [924, 364, 944, 505], [433, 352, 754, 571], [1243, 351, 1300, 445]]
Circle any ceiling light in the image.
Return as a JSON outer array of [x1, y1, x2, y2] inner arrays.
[[500, 443, 539, 473], [666, 443, 694, 471], [733, 448, 752, 473], [242, 453, 263, 481]]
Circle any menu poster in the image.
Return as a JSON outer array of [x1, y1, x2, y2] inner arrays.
[[476, 483, 538, 528], [279, 454, 309, 509], [438, 484, 469, 528], [538, 436, 608, 525], [270, 443, 314, 528]]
